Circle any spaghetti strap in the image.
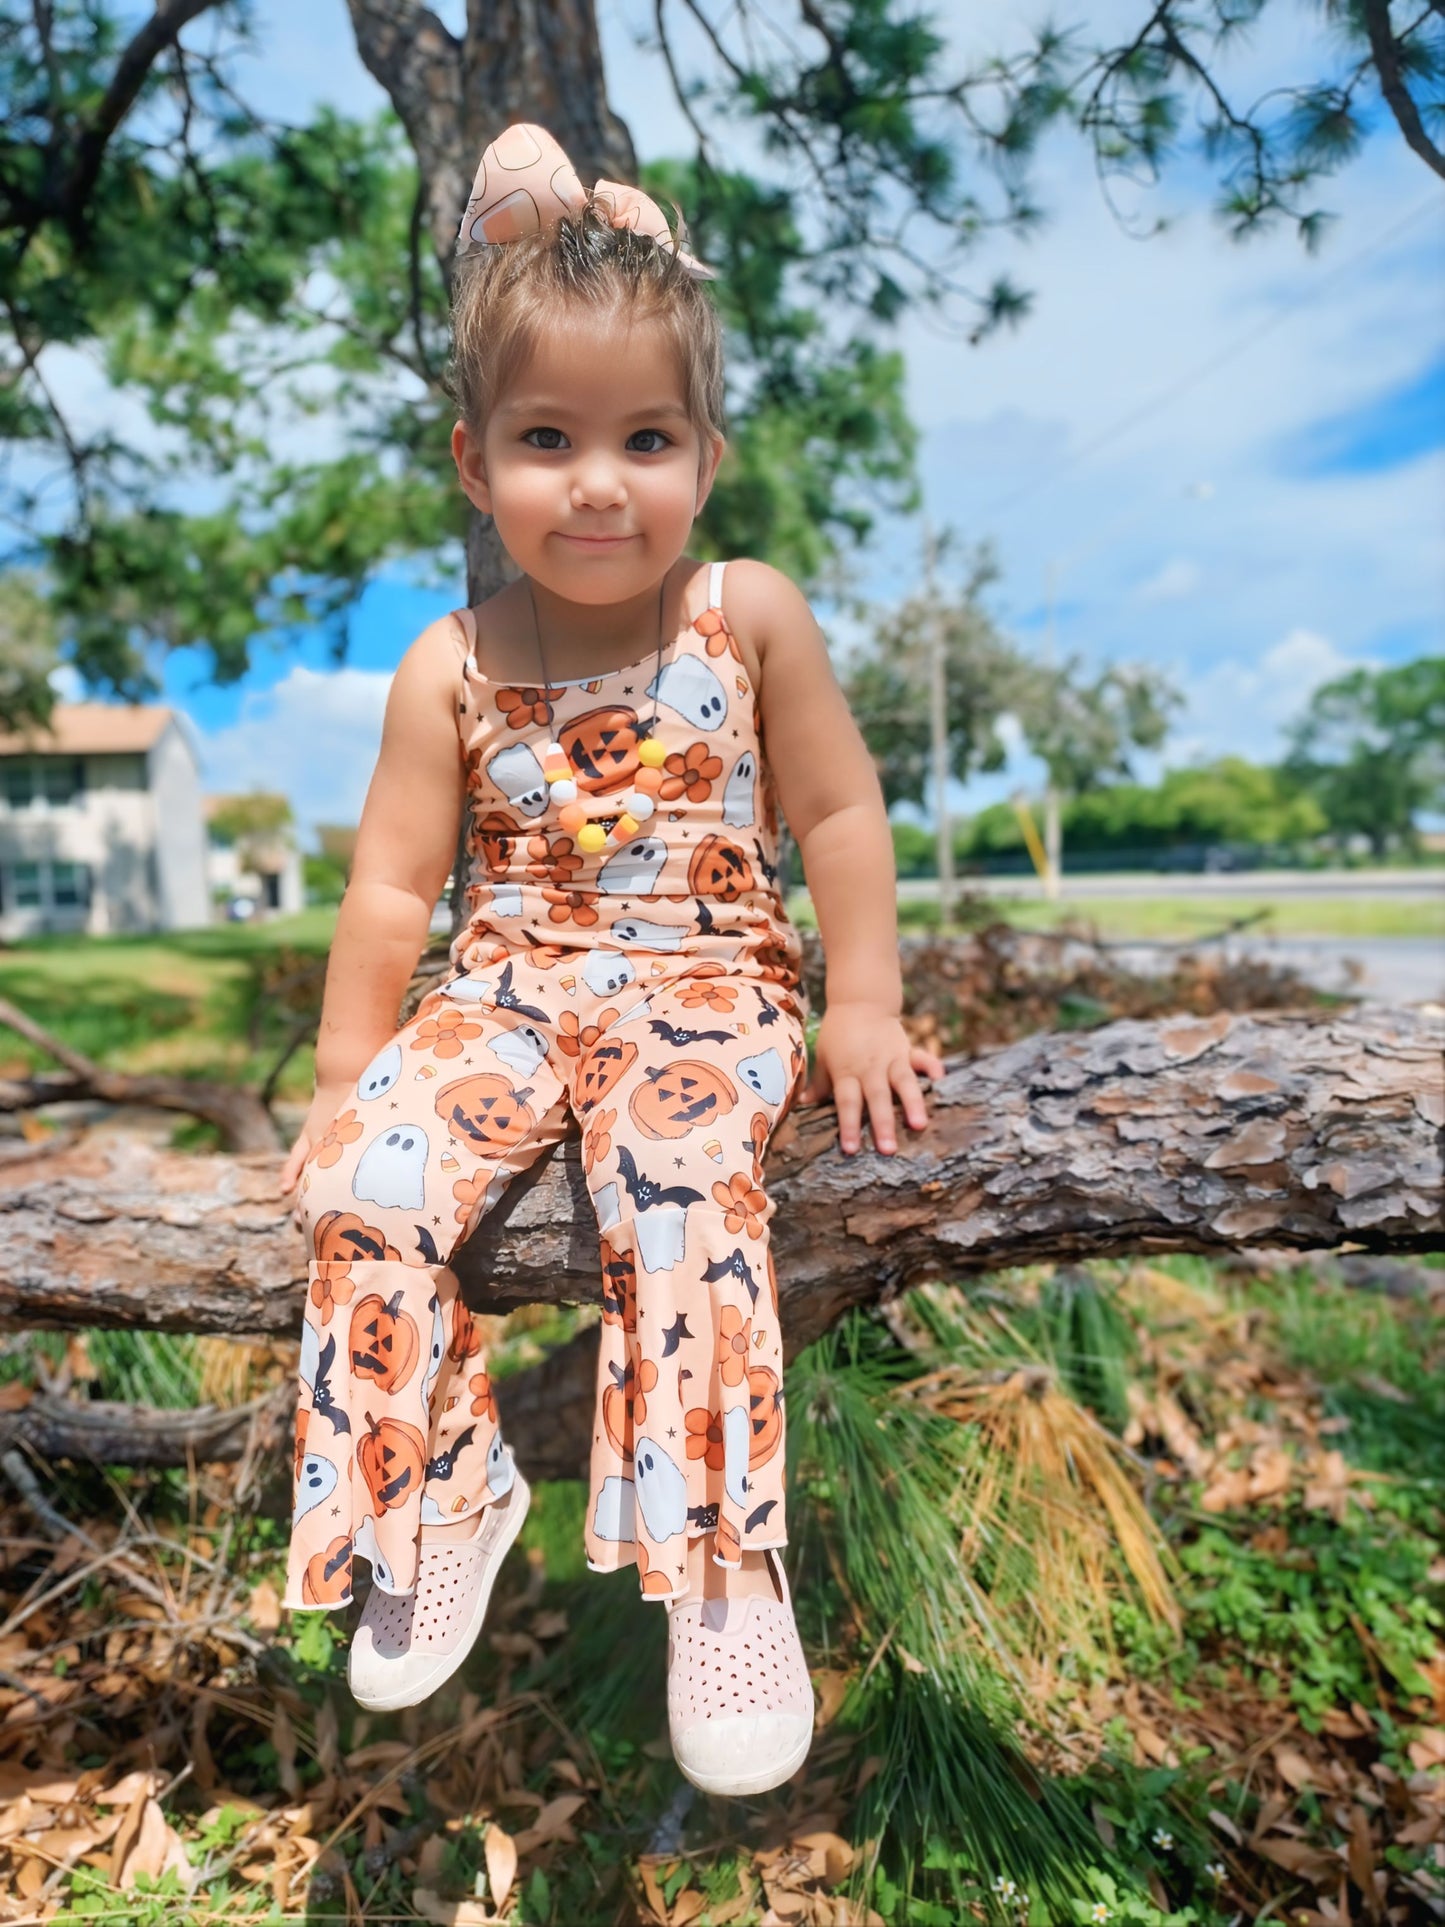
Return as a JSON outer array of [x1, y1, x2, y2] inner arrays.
[[707, 558, 727, 614], [449, 606, 476, 667]]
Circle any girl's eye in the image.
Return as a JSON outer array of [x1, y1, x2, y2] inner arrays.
[[522, 427, 567, 449], [628, 429, 672, 453]]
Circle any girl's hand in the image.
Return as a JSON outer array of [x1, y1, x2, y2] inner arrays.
[[798, 1003, 946, 1157], [277, 1079, 353, 1222]]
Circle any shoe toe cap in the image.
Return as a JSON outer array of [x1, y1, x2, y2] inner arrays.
[[670, 1709, 813, 1792]]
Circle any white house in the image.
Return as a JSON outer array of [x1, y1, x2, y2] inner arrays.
[[0, 702, 302, 938]]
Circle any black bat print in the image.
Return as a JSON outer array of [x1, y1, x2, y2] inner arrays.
[[615, 1144, 707, 1213], [693, 898, 716, 934], [426, 1424, 477, 1482], [702, 1248, 761, 1307], [492, 959, 551, 1023], [687, 1501, 720, 1530], [309, 1331, 352, 1437], [752, 837, 778, 887], [647, 1018, 735, 1048], [753, 988, 780, 1027], [415, 1225, 444, 1265], [745, 1498, 779, 1533], [660, 1310, 694, 1356]]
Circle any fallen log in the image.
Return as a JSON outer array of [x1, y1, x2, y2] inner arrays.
[[0, 1002, 1438, 1475]]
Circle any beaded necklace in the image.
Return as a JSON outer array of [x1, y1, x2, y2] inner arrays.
[[527, 574, 670, 853]]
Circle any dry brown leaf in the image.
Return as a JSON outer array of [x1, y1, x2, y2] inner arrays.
[[484, 1820, 517, 1912], [1408, 1729, 1445, 1772], [247, 1579, 281, 1630], [411, 1887, 496, 1925], [1274, 1746, 1318, 1791]]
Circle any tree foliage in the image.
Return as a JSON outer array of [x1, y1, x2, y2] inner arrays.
[[1281, 655, 1445, 853]]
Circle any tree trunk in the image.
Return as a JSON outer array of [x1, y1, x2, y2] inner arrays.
[[3, 1000, 1439, 1476]]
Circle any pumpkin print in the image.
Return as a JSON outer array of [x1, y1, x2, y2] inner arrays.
[[434, 1072, 538, 1150], [358, 1410, 428, 1511], [600, 1236, 637, 1330], [630, 1058, 739, 1140], [302, 1536, 354, 1606], [576, 1035, 638, 1113], [350, 1287, 421, 1395], [687, 834, 754, 900], [748, 1365, 784, 1466], [560, 705, 641, 794], [313, 1210, 403, 1266], [601, 1354, 657, 1460]]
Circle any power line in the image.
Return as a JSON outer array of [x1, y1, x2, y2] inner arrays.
[[974, 192, 1444, 526]]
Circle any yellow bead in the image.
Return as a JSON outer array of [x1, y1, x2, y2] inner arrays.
[[577, 822, 609, 853], [637, 738, 666, 768]]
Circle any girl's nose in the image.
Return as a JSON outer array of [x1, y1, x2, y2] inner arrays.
[[570, 455, 626, 510]]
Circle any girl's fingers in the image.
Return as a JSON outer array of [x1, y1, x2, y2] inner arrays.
[[892, 1061, 929, 1130], [863, 1076, 897, 1153], [833, 1076, 863, 1154]]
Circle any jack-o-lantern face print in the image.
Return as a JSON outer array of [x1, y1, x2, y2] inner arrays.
[[561, 706, 640, 795], [350, 1287, 421, 1394], [302, 1535, 354, 1606], [313, 1211, 401, 1266], [688, 834, 754, 900], [434, 1073, 538, 1150], [748, 1365, 784, 1466], [358, 1411, 428, 1511], [630, 1058, 739, 1139], [474, 809, 521, 879], [576, 1036, 638, 1114], [600, 1237, 637, 1330]]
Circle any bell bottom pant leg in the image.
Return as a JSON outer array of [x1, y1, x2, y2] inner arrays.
[[575, 978, 808, 1604], [281, 987, 568, 1614]]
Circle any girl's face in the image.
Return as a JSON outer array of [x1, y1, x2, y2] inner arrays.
[[451, 308, 724, 606]]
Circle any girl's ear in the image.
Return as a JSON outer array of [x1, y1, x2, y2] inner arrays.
[[452, 419, 493, 516], [694, 431, 726, 516]]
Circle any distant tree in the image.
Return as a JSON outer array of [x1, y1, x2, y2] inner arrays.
[[1281, 657, 1445, 856]]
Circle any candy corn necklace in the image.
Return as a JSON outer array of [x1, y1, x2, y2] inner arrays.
[[527, 574, 669, 853]]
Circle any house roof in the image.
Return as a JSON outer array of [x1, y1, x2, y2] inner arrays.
[[0, 703, 176, 759]]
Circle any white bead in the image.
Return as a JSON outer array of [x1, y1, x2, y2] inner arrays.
[[550, 777, 579, 804], [624, 789, 655, 820]]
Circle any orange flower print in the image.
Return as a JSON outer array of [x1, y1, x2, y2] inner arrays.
[[714, 1171, 767, 1237], [411, 1005, 485, 1059], [497, 684, 564, 729], [685, 1405, 726, 1467], [543, 887, 600, 928], [632, 1356, 659, 1427], [308, 1264, 356, 1326], [584, 1104, 616, 1172], [693, 606, 743, 665], [658, 740, 723, 803], [557, 1006, 622, 1058], [309, 1109, 364, 1169], [748, 1111, 770, 1181], [717, 1307, 752, 1386], [469, 1368, 498, 1425], [526, 832, 584, 890], [677, 978, 738, 1014]]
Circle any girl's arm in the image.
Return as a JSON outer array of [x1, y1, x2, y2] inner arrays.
[[724, 561, 945, 1156], [277, 618, 467, 1207]]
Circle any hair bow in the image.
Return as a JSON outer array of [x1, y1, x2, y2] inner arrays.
[[456, 121, 715, 280]]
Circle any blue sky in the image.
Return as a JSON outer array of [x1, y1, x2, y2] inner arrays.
[[38, 0, 1445, 844]]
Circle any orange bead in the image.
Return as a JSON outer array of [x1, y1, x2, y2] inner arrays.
[[634, 764, 664, 795], [558, 803, 586, 834]]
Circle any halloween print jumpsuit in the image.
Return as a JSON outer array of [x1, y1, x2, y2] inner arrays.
[[282, 559, 812, 1614]]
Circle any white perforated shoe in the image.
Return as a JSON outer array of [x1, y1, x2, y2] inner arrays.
[[347, 1473, 530, 1712], [665, 1547, 815, 1796]]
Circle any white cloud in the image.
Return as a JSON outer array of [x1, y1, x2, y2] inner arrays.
[[1133, 558, 1202, 604], [197, 662, 393, 840]]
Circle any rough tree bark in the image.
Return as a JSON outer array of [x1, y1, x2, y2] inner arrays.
[[2, 1003, 1439, 1477]]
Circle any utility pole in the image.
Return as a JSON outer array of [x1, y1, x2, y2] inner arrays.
[[924, 519, 954, 932]]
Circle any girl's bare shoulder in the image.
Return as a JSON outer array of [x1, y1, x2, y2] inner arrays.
[[716, 558, 822, 683]]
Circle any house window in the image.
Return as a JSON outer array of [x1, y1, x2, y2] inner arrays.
[[1, 757, 82, 808], [51, 861, 88, 908], [12, 861, 42, 907], [6, 859, 90, 913]]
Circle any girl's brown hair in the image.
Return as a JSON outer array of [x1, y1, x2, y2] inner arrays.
[[447, 199, 726, 450]]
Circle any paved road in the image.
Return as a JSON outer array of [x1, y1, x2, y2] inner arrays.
[[897, 867, 1442, 901], [1109, 935, 1443, 1005]]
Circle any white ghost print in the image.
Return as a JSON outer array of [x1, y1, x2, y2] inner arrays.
[[356, 1041, 402, 1101], [353, 1123, 430, 1210], [592, 1474, 637, 1543], [608, 917, 685, 950], [633, 1204, 688, 1273], [736, 1048, 786, 1105], [634, 1434, 689, 1542], [647, 657, 728, 730], [597, 836, 667, 895], [293, 1451, 339, 1526], [724, 1404, 752, 1507], [488, 1022, 549, 1077], [721, 751, 757, 828], [582, 949, 636, 996], [487, 742, 549, 817]]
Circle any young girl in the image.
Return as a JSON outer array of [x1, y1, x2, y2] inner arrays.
[[276, 122, 944, 1798]]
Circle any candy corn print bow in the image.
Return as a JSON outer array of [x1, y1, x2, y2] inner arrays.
[[455, 121, 715, 280]]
